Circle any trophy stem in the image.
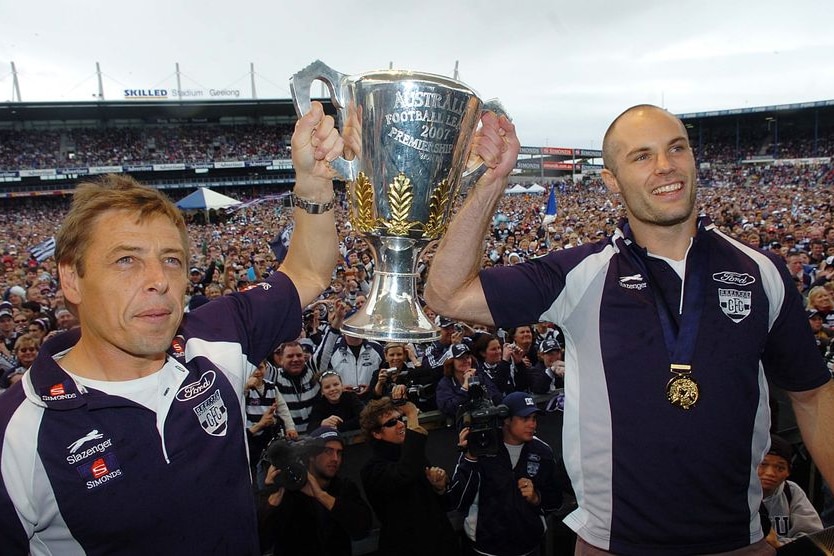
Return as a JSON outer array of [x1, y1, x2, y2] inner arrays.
[[342, 269, 439, 343]]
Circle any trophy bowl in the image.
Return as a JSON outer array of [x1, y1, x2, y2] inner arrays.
[[291, 60, 504, 342]]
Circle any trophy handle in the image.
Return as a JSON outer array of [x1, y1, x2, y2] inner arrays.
[[289, 60, 358, 181], [460, 99, 511, 188]]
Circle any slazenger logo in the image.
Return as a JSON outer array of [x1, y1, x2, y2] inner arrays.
[[712, 271, 756, 286], [176, 370, 216, 401], [619, 273, 647, 290], [193, 389, 228, 436], [67, 429, 104, 453]]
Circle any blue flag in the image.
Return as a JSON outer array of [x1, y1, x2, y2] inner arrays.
[[542, 186, 557, 225], [269, 222, 294, 264]]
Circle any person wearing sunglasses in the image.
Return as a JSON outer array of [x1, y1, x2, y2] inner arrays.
[[1, 334, 39, 394], [358, 398, 458, 556]]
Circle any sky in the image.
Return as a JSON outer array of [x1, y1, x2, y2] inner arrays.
[[2, 0, 833, 148]]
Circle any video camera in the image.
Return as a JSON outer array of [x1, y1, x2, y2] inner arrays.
[[458, 375, 508, 457], [262, 437, 325, 491]]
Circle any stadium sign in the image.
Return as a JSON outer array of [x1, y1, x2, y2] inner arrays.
[[517, 160, 541, 170], [519, 146, 541, 155], [124, 89, 169, 100], [575, 149, 602, 158], [542, 147, 573, 156], [170, 88, 242, 99], [89, 166, 123, 175]]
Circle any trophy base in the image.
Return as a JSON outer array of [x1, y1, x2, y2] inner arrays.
[[341, 271, 439, 343]]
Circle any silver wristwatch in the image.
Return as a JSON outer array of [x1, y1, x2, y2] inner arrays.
[[289, 193, 335, 214]]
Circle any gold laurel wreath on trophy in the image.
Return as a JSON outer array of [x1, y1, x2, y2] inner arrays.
[[385, 173, 417, 236], [349, 171, 451, 238], [351, 172, 377, 233]]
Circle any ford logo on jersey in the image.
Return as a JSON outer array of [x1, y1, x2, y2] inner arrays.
[[176, 370, 216, 401], [712, 271, 756, 287]]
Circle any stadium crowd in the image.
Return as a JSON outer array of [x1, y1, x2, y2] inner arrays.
[[1, 139, 834, 553], [0, 123, 294, 170], [2, 123, 834, 172]]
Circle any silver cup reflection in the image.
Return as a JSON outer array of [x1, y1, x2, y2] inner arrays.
[[291, 60, 504, 342]]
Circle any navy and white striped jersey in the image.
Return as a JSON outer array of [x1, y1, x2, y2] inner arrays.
[[480, 217, 830, 555], [0, 272, 302, 555]]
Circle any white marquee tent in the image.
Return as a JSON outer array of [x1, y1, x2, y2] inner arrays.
[[176, 187, 242, 211]]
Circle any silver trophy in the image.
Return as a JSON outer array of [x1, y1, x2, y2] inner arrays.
[[291, 60, 505, 342]]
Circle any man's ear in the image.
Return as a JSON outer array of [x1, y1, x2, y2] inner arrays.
[[59, 262, 82, 306], [601, 169, 620, 194], [371, 429, 382, 441]]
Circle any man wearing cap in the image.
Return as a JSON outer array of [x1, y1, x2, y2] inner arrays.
[[187, 263, 216, 298], [808, 310, 831, 356], [525, 337, 565, 394], [0, 302, 19, 353], [450, 392, 563, 556], [257, 426, 372, 556], [758, 434, 823, 546], [421, 316, 463, 372]]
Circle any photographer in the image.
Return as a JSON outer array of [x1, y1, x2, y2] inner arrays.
[[257, 427, 372, 556], [436, 343, 503, 420], [449, 392, 563, 556], [359, 397, 459, 556], [369, 342, 436, 410]]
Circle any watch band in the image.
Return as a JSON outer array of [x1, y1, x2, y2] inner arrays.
[[290, 193, 335, 214]]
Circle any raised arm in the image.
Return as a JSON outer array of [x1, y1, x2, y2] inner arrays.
[[424, 112, 519, 325], [279, 101, 344, 307], [789, 379, 834, 488]]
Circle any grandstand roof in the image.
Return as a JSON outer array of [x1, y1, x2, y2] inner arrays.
[[0, 99, 301, 124]]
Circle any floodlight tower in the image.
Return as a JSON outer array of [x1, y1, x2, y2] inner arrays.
[[10, 62, 22, 102], [95, 62, 105, 100], [250, 62, 257, 99]]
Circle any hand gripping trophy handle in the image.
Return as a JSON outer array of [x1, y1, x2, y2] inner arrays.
[[290, 60, 508, 342], [289, 60, 358, 182]]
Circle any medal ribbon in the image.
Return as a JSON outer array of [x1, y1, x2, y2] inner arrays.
[[623, 224, 709, 406]]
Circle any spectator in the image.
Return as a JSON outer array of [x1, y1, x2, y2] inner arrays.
[[421, 316, 463, 372], [359, 398, 459, 556], [314, 302, 384, 399], [808, 286, 834, 333], [436, 343, 502, 420], [245, 360, 297, 480], [368, 342, 436, 411], [758, 434, 823, 546], [0, 333, 39, 393], [257, 426, 372, 556], [808, 310, 831, 356], [526, 337, 565, 394], [0, 302, 18, 353], [273, 341, 320, 434], [307, 370, 365, 433], [471, 333, 516, 395]]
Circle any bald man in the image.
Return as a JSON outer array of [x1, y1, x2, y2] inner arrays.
[[425, 106, 834, 555]]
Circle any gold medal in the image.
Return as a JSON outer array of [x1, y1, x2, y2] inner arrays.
[[666, 364, 699, 409]]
